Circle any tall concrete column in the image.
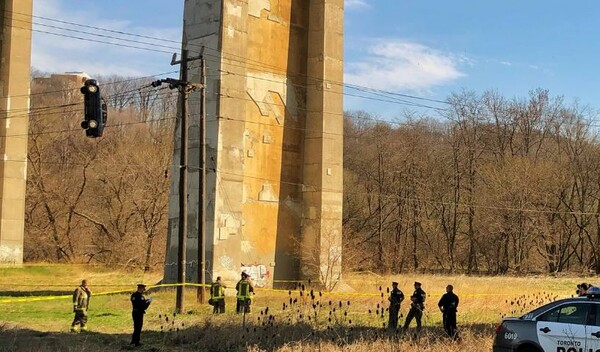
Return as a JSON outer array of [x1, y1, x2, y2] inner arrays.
[[301, 0, 344, 287], [0, 0, 33, 264], [165, 0, 344, 289], [164, 0, 224, 283]]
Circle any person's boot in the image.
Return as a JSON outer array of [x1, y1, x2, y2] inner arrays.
[[80, 325, 88, 332], [70, 325, 79, 333]]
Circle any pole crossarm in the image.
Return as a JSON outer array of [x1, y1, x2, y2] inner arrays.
[[150, 78, 202, 93]]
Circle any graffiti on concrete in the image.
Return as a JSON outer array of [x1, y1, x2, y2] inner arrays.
[[241, 263, 270, 287], [0, 245, 21, 264], [246, 72, 299, 124], [220, 255, 234, 270]]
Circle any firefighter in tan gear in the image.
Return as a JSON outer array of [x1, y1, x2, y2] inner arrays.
[[236, 272, 254, 313], [71, 279, 91, 332]]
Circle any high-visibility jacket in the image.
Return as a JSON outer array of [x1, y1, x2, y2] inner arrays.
[[211, 282, 225, 301], [236, 279, 254, 300]]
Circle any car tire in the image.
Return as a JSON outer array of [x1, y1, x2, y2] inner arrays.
[[80, 120, 89, 129]]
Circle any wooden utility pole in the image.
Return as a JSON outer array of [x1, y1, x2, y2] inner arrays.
[[175, 49, 189, 314], [156, 48, 205, 312]]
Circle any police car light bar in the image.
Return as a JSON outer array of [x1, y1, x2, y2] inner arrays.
[[586, 286, 600, 299]]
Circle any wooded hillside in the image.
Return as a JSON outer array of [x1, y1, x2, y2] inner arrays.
[[344, 90, 600, 274], [25, 74, 600, 275]]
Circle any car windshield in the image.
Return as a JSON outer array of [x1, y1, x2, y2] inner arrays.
[[519, 298, 583, 320]]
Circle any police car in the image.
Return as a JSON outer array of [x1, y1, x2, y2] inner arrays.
[[493, 286, 600, 352]]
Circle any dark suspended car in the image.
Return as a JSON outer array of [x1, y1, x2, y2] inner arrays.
[[80, 79, 107, 138]]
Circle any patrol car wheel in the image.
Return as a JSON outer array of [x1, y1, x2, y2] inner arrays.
[[88, 120, 98, 128], [517, 345, 541, 352], [80, 120, 89, 129], [87, 85, 98, 93]]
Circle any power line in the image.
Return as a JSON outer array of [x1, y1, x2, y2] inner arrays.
[[1, 102, 80, 115], [6, 86, 171, 116], [28, 26, 174, 54], [7, 16, 598, 151], [204, 161, 600, 217], [10, 116, 599, 217], [2, 89, 176, 122], [18, 11, 183, 46], [212, 67, 448, 112], [12, 9, 600, 127], [13, 13, 565, 125], [12, 10, 307, 82], [14, 85, 600, 158], [16, 146, 600, 218], [4, 12, 450, 112], [19, 107, 598, 175], [1, 70, 180, 100], [0, 115, 178, 138], [3, 79, 596, 161], [344, 83, 451, 106], [9, 15, 183, 53]]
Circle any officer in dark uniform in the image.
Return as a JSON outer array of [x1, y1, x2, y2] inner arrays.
[[388, 281, 405, 329], [402, 281, 426, 333], [578, 283, 589, 296], [130, 283, 152, 347], [438, 284, 459, 339]]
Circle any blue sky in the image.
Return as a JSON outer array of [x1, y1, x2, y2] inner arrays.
[[31, 0, 600, 119]]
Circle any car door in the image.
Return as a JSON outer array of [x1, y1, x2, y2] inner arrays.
[[536, 302, 589, 352], [586, 303, 600, 352]]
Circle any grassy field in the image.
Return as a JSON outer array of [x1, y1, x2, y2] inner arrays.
[[0, 264, 590, 351]]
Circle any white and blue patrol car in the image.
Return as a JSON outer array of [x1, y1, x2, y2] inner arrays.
[[493, 286, 600, 352]]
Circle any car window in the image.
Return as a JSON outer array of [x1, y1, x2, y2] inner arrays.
[[521, 301, 559, 319], [592, 304, 600, 326], [537, 303, 590, 325]]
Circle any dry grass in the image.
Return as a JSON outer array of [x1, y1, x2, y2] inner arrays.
[[0, 265, 592, 351]]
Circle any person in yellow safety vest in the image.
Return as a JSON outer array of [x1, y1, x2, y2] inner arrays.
[[236, 272, 255, 313], [210, 276, 227, 314]]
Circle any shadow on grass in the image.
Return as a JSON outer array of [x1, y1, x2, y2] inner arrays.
[[0, 318, 495, 352], [0, 327, 135, 352], [0, 290, 71, 297]]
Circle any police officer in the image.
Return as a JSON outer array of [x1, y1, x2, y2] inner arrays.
[[402, 281, 426, 333], [438, 284, 459, 339], [578, 283, 590, 296], [70, 279, 91, 332], [210, 276, 227, 314], [130, 283, 152, 347], [236, 272, 254, 313], [388, 281, 405, 329]]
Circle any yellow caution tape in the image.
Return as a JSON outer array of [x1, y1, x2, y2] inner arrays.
[[0, 282, 563, 304]]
